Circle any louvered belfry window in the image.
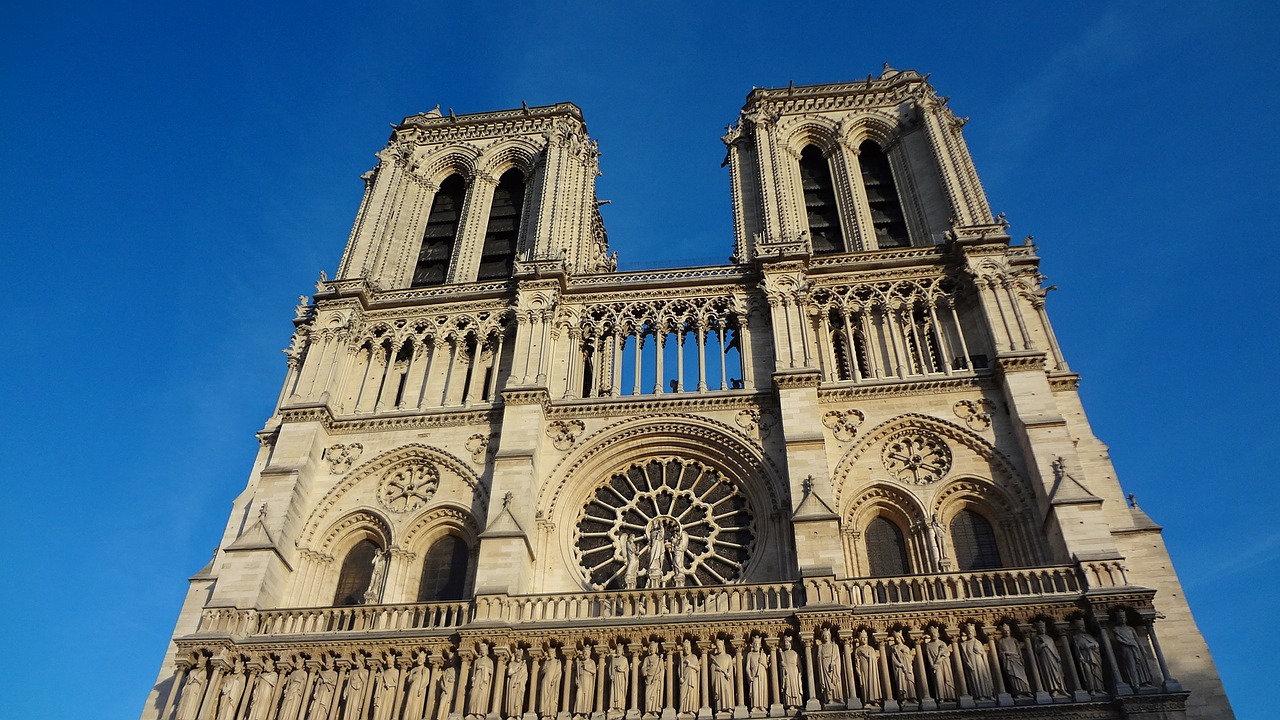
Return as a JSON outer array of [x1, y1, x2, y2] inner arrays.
[[950, 509, 1002, 570], [477, 169, 525, 281], [858, 141, 910, 248], [412, 174, 467, 287], [865, 516, 910, 577], [417, 535, 471, 601], [333, 539, 380, 606], [799, 146, 844, 254]]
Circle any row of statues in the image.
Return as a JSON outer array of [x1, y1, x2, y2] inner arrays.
[[169, 614, 1163, 720]]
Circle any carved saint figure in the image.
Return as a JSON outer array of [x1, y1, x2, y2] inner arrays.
[[621, 534, 641, 590], [279, 663, 308, 720], [247, 658, 280, 720], [779, 636, 803, 709], [1070, 618, 1105, 694], [344, 656, 372, 720], [506, 648, 529, 719], [575, 646, 597, 715], [888, 631, 916, 702], [647, 524, 667, 588], [216, 660, 247, 720], [1031, 621, 1066, 696], [641, 642, 664, 714], [309, 657, 339, 720], [959, 624, 993, 700], [373, 660, 400, 720], [668, 530, 690, 586], [175, 655, 208, 720], [922, 628, 955, 701], [540, 650, 563, 718], [816, 627, 844, 704], [709, 639, 733, 712], [363, 549, 389, 604], [402, 653, 430, 720], [996, 624, 1030, 697], [679, 640, 700, 714], [1111, 614, 1152, 688], [853, 630, 880, 705], [745, 636, 769, 711], [436, 659, 458, 720], [470, 643, 495, 718], [609, 646, 630, 711]]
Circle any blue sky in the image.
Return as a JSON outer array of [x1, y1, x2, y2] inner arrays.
[[1, 2, 1275, 718]]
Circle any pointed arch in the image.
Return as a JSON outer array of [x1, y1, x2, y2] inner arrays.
[[402, 505, 482, 602], [842, 483, 929, 578], [413, 173, 467, 287]]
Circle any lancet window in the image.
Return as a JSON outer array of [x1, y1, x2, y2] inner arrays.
[[477, 169, 525, 281], [857, 141, 910, 248], [864, 516, 911, 577], [413, 174, 467, 287], [798, 145, 844, 254], [417, 535, 471, 601], [333, 539, 381, 606], [950, 509, 1002, 571]]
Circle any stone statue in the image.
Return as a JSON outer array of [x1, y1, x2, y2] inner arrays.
[[575, 646, 597, 715], [279, 663, 308, 720], [309, 657, 338, 720], [175, 655, 208, 720], [745, 636, 769, 711], [679, 639, 700, 714], [373, 659, 400, 720], [621, 534, 641, 590], [668, 529, 690, 585], [506, 648, 529, 719], [344, 656, 371, 720], [402, 653, 430, 720], [1032, 621, 1066, 696], [364, 549, 390, 604], [1070, 618, 1105, 694], [887, 631, 916, 702], [216, 660, 247, 720], [647, 524, 667, 588], [540, 650, 563, 718], [247, 658, 280, 720], [816, 628, 844, 704], [922, 628, 955, 701], [959, 624, 993, 700], [709, 638, 733, 712], [641, 642, 664, 714], [853, 630, 880, 705], [1112, 614, 1152, 688], [996, 624, 1030, 697], [779, 636, 802, 709], [436, 659, 457, 720], [609, 646, 630, 711], [469, 643, 495, 718]]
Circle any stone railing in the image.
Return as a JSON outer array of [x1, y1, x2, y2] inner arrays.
[[472, 581, 802, 624], [803, 565, 1088, 607], [196, 601, 470, 638]]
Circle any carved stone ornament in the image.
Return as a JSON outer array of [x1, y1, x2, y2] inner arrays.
[[821, 409, 865, 442], [881, 430, 952, 485], [575, 457, 754, 590], [546, 419, 586, 451], [376, 462, 440, 513], [465, 434, 491, 464], [953, 399, 994, 431], [734, 409, 761, 432], [325, 443, 364, 474]]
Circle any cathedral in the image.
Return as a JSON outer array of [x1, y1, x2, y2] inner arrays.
[[142, 68, 1233, 720]]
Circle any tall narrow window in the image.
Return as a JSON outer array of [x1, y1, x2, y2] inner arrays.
[[413, 174, 467, 287], [417, 535, 471, 601], [333, 538, 380, 606], [865, 516, 910, 577], [858, 141, 910, 248], [477, 168, 525, 281], [799, 146, 844, 254], [950, 509, 1002, 570]]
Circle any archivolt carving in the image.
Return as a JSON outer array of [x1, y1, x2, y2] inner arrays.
[[474, 138, 541, 178], [777, 117, 841, 155], [411, 144, 482, 185], [400, 505, 482, 551], [315, 510, 393, 556], [843, 483, 928, 529], [930, 478, 1019, 524]]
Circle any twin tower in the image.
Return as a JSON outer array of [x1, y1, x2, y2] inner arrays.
[[145, 68, 1232, 720]]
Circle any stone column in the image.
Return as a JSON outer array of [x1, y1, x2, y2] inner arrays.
[[198, 662, 226, 720], [947, 629, 972, 710], [840, 635, 859, 710], [454, 655, 472, 717], [875, 635, 897, 712], [1020, 630, 1050, 704], [1146, 621, 1182, 693], [731, 639, 746, 718], [1096, 618, 1131, 696], [526, 653, 541, 720], [800, 633, 819, 712], [698, 642, 711, 720], [492, 651, 509, 720], [983, 631, 1011, 706], [764, 638, 782, 718], [161, 664, 189, 720], [912, 634, 935, 711], [558, 649, 574, 720]]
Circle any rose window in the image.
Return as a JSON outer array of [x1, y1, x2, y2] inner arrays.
[[377, 463, 440, 513], [575, 458, 755, 590], [881, 431, 952, 485]]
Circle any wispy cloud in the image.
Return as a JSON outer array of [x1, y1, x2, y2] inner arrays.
[[1184, 531, 1280, 588]]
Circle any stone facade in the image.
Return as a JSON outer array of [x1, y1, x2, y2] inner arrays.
[[142, 68, 1233, 720]]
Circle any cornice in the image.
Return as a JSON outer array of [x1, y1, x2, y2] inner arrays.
[[569, 265, 752, 290], [276, 404, 501, 434], [545, 390, 772, 420], [817, 375, 992, 403]]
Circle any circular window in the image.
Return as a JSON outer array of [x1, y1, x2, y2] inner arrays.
[[575, 458, 755, 590]]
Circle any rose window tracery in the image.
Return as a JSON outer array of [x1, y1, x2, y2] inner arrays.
[[575, 458, 755, 590], [881, 431, 952, 485], [377, 463, 440, 513]]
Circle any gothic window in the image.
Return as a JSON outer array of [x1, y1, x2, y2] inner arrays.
[[865, 516, 911, 577], [477, 168, 525, 281], [950, 509, 1002, 571], [417, 534, 471, 601], [858, 141, 910, 248], [799, 145, 844, 254], [333, 538, 380, 606], [413, 173, 467, 287]]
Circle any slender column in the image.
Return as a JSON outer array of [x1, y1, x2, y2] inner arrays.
[[716, 326, 727, 391], [160, 665, 189, 720], [841, 636, 859, 709], [1004, 281, 1033, 350], [587, 338, 601, 398], [1096, 619, 1131, 696], [1021, 631, 1049, 704], [984, 631, 1010, 706], [1055, 632, 1086, 701], [735, 321, 753, 387], [1146, 622, 1182, 692], [907, 306, 927, 374], [841, 312, 862, 381], [817, 310, 835, 381], [675, 329, 686, 392], [424, 661, 440, 720], [632, 332, 643, 396], [463, 339, 485, 407], [698, 643, 710, 718], [629, 648, 640, 715], [876, 635, 897, 712], [663, 647, 674, 717], [559, 649, 575, 719], [487, 330, 507, 401], [452, 656, 472, 716], [765, 640, 780, 716], [1033, 299, 1069, 371], [696, 327, 708, 392], [297, 334, 329, 399], [563, 329, 581, 399], [732, 639, 746, 716], [492, 653, 508, 719], [859, 312, 881, 378], [297, 662, 318, 720], [375, 343, 405, 412], [354, 346, 385, 413], [884, 307, 906, 378], [328, 664, 348, 720], [945, 300, 972, 370], [800, 634, 819, 712], [399, 342, 425, 409], [653, 331, 666, 394], [912, 635, 934, 710], [610, 332, 623, 397], [517, 314, 535, 385], [198, 663, 225, 720], [536, 311, 552, 386], [595, 650, 607, 715], [527, 654, 541, 717], [927, 301, 953, 374], [796, 298, 812, 367], [986, 279, 1016, 353], [947, 630, 972, 709], [440, 339, 460, 407]]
